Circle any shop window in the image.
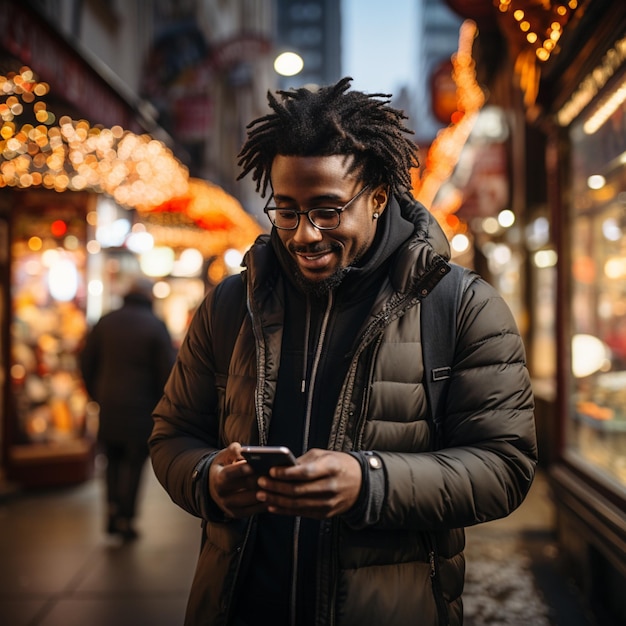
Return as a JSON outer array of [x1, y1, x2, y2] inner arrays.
[[568, 67, 626, 492], [10, 194, 91, 447]]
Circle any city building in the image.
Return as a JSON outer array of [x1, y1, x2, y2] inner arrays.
[[274, 0, 342, 89], [413, 0, 463, 144]]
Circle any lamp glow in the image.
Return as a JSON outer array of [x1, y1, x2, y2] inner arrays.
[[140, 247, 175, 277], [48, 258, 78, 301], [572, 334, 610, 377], [274, 52, 304, 77]]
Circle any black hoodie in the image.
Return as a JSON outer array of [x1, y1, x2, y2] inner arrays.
[[235, 196, 414, 626]]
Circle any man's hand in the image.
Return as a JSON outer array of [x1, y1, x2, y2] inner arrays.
[[208, 442, 265, 519], [254, 448, 363, 519]]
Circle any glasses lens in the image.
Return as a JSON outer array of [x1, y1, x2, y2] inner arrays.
[[309, 209, 340, 229], [269, 209, 298, 229]]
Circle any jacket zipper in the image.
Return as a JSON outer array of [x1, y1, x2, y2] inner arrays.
[[332, 294, 419, 451], [246, 284, 270, 445], [290, 292, 334, 626], [352, 293, 418, 362], [224, 517, 256, 624], [326, 518, 340, 626], [428, 534, 450, 626]]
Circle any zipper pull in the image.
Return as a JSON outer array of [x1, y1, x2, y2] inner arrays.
[[301, 379, 306, 393]]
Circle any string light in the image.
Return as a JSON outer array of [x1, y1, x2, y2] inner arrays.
[[0, 66, 189, 210], [582, 78, 626, 135], [558, 35, 626, 126], [492, 1, 581, 112], [494, 0, 577, 64]]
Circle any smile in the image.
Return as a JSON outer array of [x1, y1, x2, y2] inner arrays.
[[294, 249, 334, 271]]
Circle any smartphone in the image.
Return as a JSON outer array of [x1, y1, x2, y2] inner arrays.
[[241, 445, 297, 474]]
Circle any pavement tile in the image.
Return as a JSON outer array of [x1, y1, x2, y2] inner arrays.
[[34, 594, 189, 626]]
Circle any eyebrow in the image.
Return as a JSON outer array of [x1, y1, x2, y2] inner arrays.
[[272, 192, 345, 205]]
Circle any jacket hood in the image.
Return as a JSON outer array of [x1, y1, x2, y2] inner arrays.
[[389, 190, 451, 294]]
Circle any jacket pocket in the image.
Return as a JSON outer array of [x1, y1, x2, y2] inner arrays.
[[335, 561, 438, 626]]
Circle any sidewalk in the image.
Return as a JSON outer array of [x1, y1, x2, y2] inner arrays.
[[0, 465, 200, 626], [0, 464, 597, 626], [464, 471, 597, 626]]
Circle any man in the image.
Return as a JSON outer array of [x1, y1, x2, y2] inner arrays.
[[81, 278, 175, 540], [149, 78, 537, 626]]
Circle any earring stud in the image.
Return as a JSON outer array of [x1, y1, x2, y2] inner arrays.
[[373, 212, 379, 220]]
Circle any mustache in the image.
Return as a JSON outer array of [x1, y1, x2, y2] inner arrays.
[[288, 242, 341, 255]]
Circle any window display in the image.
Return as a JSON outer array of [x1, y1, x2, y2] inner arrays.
[[568, 67, 626, 490], [10, 195, 92, 447]]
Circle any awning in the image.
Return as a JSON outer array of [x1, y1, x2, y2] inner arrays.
[[138, 177, 264, 258]]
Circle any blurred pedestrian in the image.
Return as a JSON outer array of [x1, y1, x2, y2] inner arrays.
[[81, 277, 175, 540], [150, 78, 537, 625]]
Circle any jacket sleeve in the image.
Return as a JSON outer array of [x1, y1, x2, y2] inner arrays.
[[149, 287, 223, 519], [153, 319, 177, 391], [79, 323, 100, 400], [378, 277, 537, 530]]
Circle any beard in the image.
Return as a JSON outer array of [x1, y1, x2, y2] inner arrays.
[[286, 241, 362, 298], [292, 264, 351, 297]]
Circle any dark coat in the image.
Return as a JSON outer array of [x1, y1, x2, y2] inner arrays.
[[81, 293, 175, 444], [150, 193, 537, 626]]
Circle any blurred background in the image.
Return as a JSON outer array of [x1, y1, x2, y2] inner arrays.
[[0, 1, 625, 624]]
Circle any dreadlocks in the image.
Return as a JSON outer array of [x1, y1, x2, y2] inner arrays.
[[237, 77, 419, 197]]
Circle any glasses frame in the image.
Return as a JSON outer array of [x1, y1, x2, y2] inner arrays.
[[263, 184, 370, 231]]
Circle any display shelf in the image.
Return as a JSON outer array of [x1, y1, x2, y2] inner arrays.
[[7, 439, 95, 488], [574, 412, 626, 432]]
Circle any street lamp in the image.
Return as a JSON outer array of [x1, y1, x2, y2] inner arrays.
[[274, 51, 304, 77]]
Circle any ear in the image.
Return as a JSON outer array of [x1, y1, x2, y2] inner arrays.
[[371, 185, 389, 218]]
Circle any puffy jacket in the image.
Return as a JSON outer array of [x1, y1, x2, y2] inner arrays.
[[150, 193, 537, 626]]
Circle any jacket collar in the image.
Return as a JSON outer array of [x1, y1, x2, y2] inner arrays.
[[388, 191, 451, 294]]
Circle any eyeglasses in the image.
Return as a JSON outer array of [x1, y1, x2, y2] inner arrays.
[[263, 185, 370, 231]]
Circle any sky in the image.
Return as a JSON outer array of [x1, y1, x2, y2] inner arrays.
[[341, 0, 416, 97]]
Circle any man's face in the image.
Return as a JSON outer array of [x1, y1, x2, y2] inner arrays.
[[269, 154, 387, 293]]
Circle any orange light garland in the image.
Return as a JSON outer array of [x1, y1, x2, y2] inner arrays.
[[495, 0, 580, 112], [0, 66, 189, 209], [412, 19, 485, 238]]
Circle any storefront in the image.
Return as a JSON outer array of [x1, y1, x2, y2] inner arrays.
[[4, 189, 95, 487], [0, 3, 201, 489], [2, 172, 261, 489], [444, 0, 626, 622], [546, 11, 626, 623]]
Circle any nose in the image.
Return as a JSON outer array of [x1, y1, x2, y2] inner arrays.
[[292, 215, 323, 244]]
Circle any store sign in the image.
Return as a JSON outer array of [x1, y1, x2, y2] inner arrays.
[[211, 34, 271, 70], [173, 94, 213, 143], [443, 0, 496, 22], [431, 60, 457, 125], [0, 2, 140, 131], [458, 142, 509, 219]]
